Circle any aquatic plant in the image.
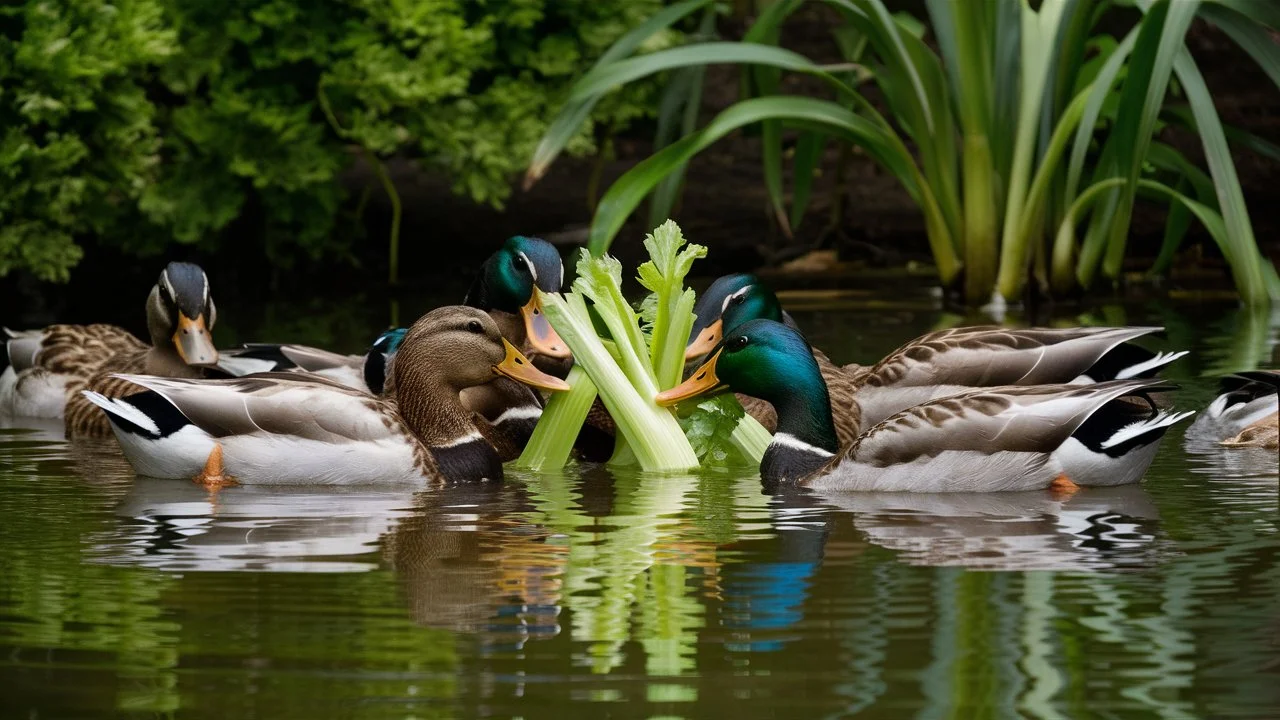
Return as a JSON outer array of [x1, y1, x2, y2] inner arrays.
[[529, 0, 1280, 308]]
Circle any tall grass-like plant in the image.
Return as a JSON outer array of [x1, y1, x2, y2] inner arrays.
[[528, 0, 1280, 307]]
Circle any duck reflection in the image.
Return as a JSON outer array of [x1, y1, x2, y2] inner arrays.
[[808, 485, 1167, 571], [383, 482, 564, 640], [99, 478, 420, 572]]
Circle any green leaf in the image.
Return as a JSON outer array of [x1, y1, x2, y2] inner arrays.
[[789, 131, 826, 231], [526, 0, 714, 187]]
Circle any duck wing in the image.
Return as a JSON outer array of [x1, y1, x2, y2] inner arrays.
[[843, 379, 1178, 469], [854, 326, 1185, 426], [114, 373, 399, 444]]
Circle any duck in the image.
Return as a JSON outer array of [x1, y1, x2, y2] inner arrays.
[[658, 319, 1194, 491], [686, 273, 1188, 442], [81, 306, 570, 486], [218, 236, 572, 459], [2, 262, 221, 437], [1187, 370, 1278, 450]]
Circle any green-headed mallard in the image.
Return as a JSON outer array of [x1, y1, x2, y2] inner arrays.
[[686, 273, 1188, 445], [81, 306, 569, 486], [1188, 370, 1278, 450], [659, 319, 1193, 491], [2, 262, 220, 437]]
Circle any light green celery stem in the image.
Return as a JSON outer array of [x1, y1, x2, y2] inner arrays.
[[728, 414, 771, 465], [514, 366, 598, 471], [542, 292, 698, 471], [609, 436, 637, 467], [573, 281, 658, 393], [995, 0, 1064, 301], [651, 289, 697, 389]]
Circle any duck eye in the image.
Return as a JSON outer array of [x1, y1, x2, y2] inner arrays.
[[466, 320, 484, 334], [512, 255, 527, 269], [729, 294, 746, 306], [728, 335, 749, 351]]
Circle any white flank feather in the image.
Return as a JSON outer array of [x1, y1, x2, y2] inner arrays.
[[81, 391, 162, 436], [1115, 350, 1190, 379], [1101, 410, 1196, 450]]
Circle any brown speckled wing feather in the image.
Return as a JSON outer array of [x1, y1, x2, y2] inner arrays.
[[64, 349, 151, 438], [39, 324, 146, 377]]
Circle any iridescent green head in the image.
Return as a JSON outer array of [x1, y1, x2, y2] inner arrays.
[[465, 236, 569, 358], [660, 319, 836, 455], [686, 274, 786, 360]]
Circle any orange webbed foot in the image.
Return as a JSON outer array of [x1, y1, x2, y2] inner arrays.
[[1048, 473, 1080, 500], [192, 444, 238, 492]]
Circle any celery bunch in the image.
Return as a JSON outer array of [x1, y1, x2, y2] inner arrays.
[[515, 220, 771, 473]]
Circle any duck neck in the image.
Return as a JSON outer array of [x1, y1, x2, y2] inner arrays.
[[144, 345, 204, 378], [392, 363, 502, 483], [760, 376, 838, 487]]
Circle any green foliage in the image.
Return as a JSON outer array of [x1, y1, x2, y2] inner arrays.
[[0, 0, 176, 281], [534, 0, 1280, 307], [0, 0, 672, 282]]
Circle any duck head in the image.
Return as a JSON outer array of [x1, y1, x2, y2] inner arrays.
[[465, 236, 569, 358], [393, 307, 568, 402], [393, 306, 569, 482], [146, 262, 218, 367], [686, 274, 787, 360], [661, 319, 837, 485]]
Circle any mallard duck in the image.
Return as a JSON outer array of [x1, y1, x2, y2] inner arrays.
[[659, 319, 1193, 491], [2, 262, 220, 437], [686, 273, 1187, 440], [81, 306, 569, 486], [1187, 370, 1278, 450]]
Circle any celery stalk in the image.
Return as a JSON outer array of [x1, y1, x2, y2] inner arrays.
[[636, 221, 707, 389], [728, 414, 771, 464], [541, 290, 698, 472], [514, 365, 598, 471]]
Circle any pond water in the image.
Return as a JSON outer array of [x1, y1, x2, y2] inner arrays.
[[1, 282, 1277, 718]]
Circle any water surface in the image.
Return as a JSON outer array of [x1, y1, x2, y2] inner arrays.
[[2, 290, 1277, 718]]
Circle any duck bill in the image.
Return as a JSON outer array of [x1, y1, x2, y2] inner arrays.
[[521, 292, 571, 358], [657, 350, 724, 406], [684, 319, 722, 361], [494, 339, 571, 392], [173, 313, 218, 366]]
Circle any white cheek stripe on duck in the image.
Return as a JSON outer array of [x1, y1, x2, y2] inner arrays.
[[772, 432, 835, 457], [518, 252, 537, 282], [721, 287, 750, 312], [492, 406, 542, 425]]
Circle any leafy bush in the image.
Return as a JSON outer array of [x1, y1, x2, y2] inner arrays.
[[0, 0, 176, 281], [0, 0, 673, 282], [533, 0, 1280, 307]]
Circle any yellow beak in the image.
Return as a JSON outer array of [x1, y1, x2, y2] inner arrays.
[[173, 313, 218, 366], [656, 349, 724, 406], [684, 318, 723, 360], [521, 290, 571, 358], [494, 339, 571, 392]]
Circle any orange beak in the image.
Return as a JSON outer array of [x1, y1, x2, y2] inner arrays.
[[494, 339, 571, 392], [173, 313, 218, 366], [521, 290, 570, 358], [684, 319, 722, 361], [656, 349, 724, 406]]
